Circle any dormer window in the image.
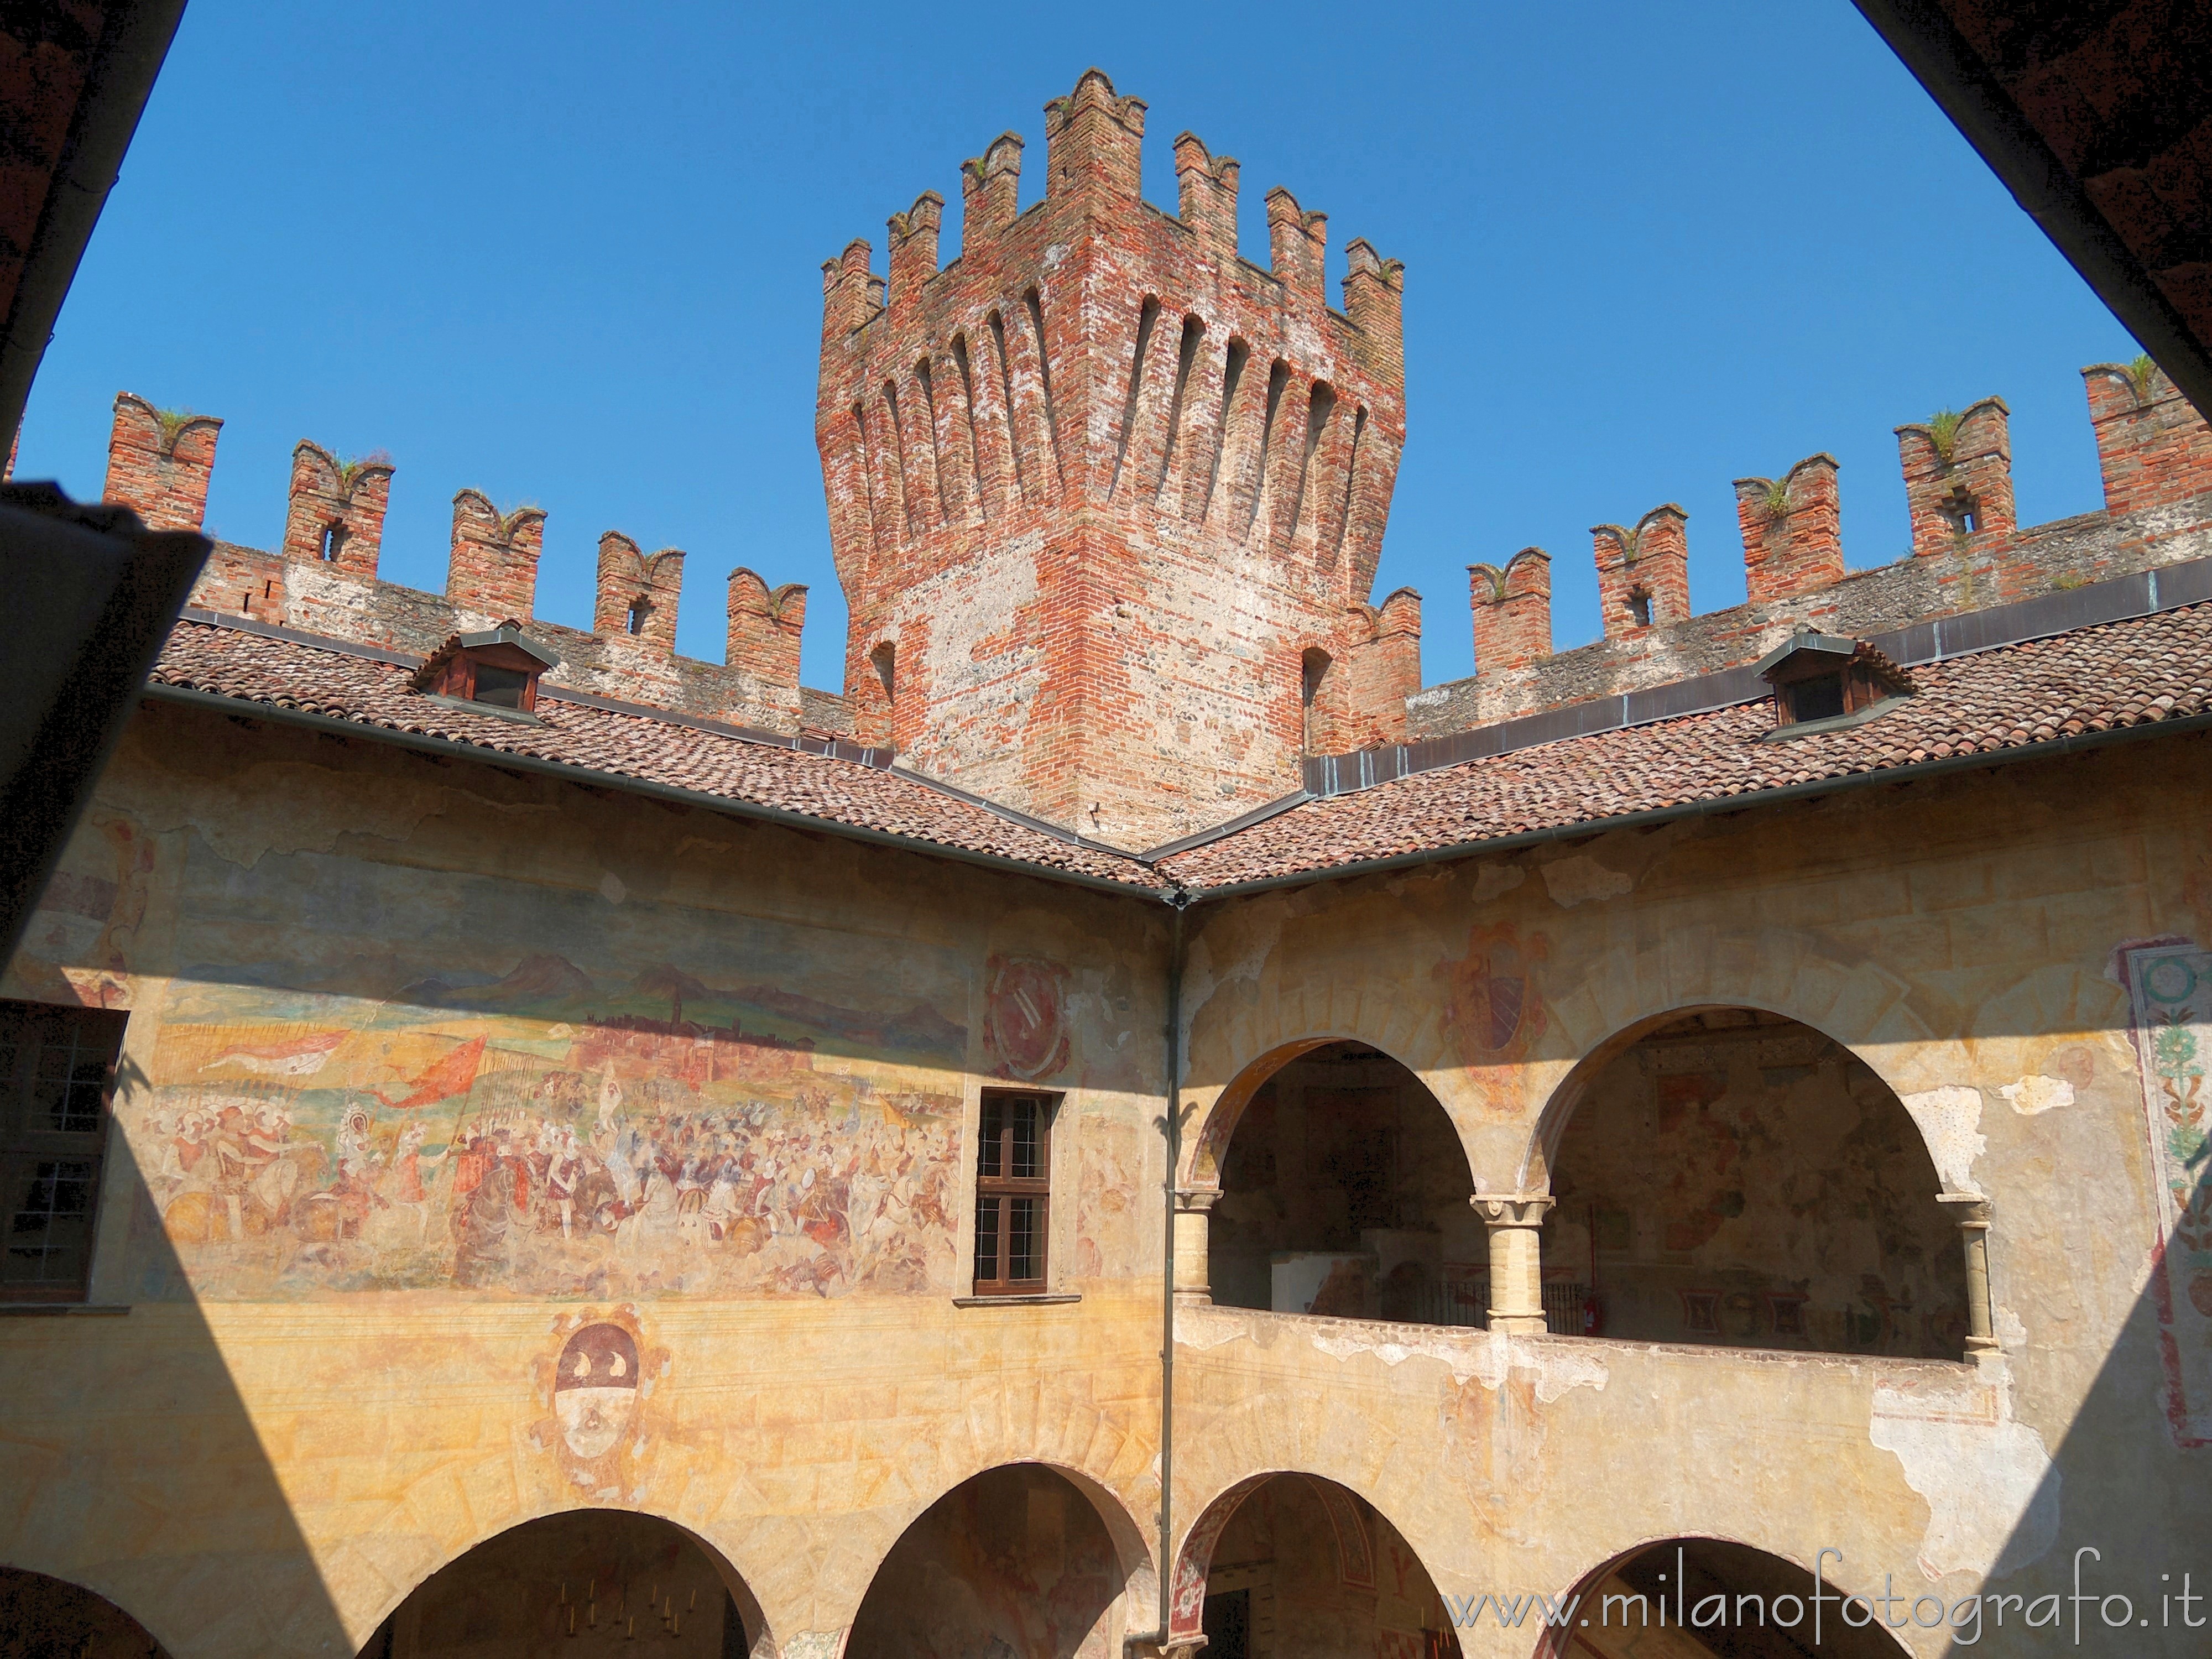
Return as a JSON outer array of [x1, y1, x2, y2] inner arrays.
[[1755, 631, 1914, 738], [409, 622, 559, 719]]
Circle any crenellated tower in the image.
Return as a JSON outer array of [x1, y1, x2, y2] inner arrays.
[[816, 69, 1410, 849]]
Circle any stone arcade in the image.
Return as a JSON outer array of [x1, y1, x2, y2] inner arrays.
[[5, 67, 2212, 1659]]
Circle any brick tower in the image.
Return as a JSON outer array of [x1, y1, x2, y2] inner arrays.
[[816, 70, 1411, 850]]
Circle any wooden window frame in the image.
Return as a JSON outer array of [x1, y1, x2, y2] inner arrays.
[[972, 1089, 1055, 1296], [1, 1000, 128, 1304]]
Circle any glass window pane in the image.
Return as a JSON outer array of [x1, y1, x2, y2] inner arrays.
[[1010, 1098, 1039, 1180], [979, 1100, 1003, 1178], [974, 1195, 999, 1284], [1008, 1196, 1039, 1282], [3, 1157, 97, 1286]]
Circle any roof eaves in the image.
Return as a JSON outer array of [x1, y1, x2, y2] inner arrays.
[[139, 680, 1166, 899], [1168, 707, 2212, 905]]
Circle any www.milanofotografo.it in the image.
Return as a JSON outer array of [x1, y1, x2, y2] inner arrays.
[[1443, 1548, 2210, 1645]]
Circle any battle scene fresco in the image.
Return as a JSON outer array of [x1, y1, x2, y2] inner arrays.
[[92, 832, 977, 1302]]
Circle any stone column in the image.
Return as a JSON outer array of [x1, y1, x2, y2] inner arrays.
[[1473, 1193, 1554, 1334], [1173, 1189, 1221, 1305], [1939, 1193, 2000, 1355]]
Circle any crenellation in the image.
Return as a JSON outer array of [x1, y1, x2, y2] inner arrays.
[[1896, 395, 2014, 555], [2082, 357, 2212, 515], [1042, 67, 1145, 206], [1592, 504, 1691, 638], [281, 440, 393, 577], [447, 489, 546, 623], [960, 133, 1024, 246], [887, 191, 944, 305], [1173, 133, 1239, 257], [1264, 187, 1327, 306], [822, 239, 878, 339], [1469, 547, 1552, 675], [101, 391, 221, 531], [592, 531, 685, 656], [1734, 453, 1842, 604]]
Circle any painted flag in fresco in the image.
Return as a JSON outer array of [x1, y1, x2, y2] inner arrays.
[[375, 1035, 487, 1110], [199, 1030, 347, 1077]]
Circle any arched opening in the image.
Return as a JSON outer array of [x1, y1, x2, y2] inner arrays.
[[1545, 1009, 1969, 1358], [1209, 1041, 1500, 1328], [1300, 647, 1334, 754], [361, 1509, 760, 1656], [1170, 1474, 1459, 1659], [1537, 1537, 1908, 1657], [0, 1565, 173, 1657], [846, 1463, 1137, 1659]]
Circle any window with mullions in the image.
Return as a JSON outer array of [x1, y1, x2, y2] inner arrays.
[[1, 1001, 128, 1302], [973, 1091, 1053, 1295]]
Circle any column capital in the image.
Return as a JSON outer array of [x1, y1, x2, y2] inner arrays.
[[1174, 1187, 1223, 1214], [1937, 1191, 1993, 1228], [1124, 1638, 1208, 1659], [1471, 1192, 1554, 1229]]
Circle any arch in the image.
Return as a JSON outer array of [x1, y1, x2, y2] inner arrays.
[[1537, 1004, 1970, 1359], [844, 1460, 1155, 1659], [1184, 1035, 1339, 1191], [1168, 1471, 1456, 1652], [0, 1564, 174, 1657], [1524, 1000, 1962, 1198], [1202, 1037, 1483, 1323], [361, 1507, 772, 1658], [1534, 1535, 1910, 1657]]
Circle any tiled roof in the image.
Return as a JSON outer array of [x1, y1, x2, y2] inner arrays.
[[144, 602, 2212, 900], [147, 617, 1164, 891], [1156, 599, 2212, 891]]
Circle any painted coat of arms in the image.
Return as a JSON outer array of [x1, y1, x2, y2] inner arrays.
[[2118, 937, 2212, 1447]]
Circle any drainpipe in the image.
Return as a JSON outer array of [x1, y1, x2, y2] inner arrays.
[[1142, 890, 1191, 1651]]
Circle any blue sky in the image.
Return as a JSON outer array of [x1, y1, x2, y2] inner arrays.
[[18, 2, 2139, 693]]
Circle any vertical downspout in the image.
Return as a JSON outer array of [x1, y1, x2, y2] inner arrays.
[[1156, 890, 1190, 1645]]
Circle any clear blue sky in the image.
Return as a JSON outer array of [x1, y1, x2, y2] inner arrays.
[[17, 1, 2140, 693]]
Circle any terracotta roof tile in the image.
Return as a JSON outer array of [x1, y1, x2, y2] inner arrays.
[[148, 618, 1163, 890], [1161, 599, 2212, 890], [145, 602, 2212, 898]]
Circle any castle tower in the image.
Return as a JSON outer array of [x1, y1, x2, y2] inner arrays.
[[816, 70, 1409, 849]]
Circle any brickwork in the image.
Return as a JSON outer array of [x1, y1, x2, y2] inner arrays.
[[726, 569, 808, 711], [1592, 505, 1689, 638], [1733, 453, 1841, 604], [91, 399, 834, 736], [100, 392, 220, 531], [593, 531, 685, 658], [1897, 395, 2015, 556], [1468, 547, 1551, 674], [447, 490, 546, 623], [1413, 366, 2212, 738], [2083, 359, 2212, 515], [815, 69, 1408, 849], [280, 442, 392, 577]]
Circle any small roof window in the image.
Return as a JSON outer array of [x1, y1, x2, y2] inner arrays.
[[1754, 630, 1913, 738], [410, 621, 559, 718]]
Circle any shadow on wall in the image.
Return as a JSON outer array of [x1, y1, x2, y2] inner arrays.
[[1548, 1009, 1969, 1360], [1935, 936, 2212, 1655], [845, 1464, 1129, 1659], [356, 1510, 758, 1656], [0, 1050, 353, 1657]]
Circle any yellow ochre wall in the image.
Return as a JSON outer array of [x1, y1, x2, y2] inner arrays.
[[3, 700, 2208, 1658]]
